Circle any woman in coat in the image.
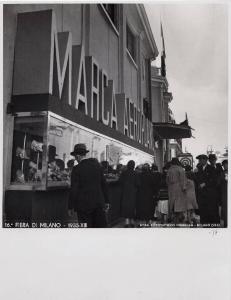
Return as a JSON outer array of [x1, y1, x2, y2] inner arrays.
[[136, 163, 156, 225], [167, 158, 187, 224], [185, 166, 198, 224], [119, 160, 140, 227]]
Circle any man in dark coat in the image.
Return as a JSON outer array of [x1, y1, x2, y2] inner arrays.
[[208, 154, 223, 189], [151, 164, 162, 207], [220, 160, 228, 227], [136, 163, 156, 224], [68, 144, 110, 228], [208, 153, 223, 216], [195, 154, 220, 225], [119, 160, 140, 227], [208, 154, 223, 174]]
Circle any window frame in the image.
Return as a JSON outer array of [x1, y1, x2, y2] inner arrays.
[[100, 4, 119, 36], [126, 23, 137, 62], [126, 22, 138, 69]]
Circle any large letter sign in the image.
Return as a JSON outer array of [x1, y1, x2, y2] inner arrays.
[[12, 9, 154, 152]]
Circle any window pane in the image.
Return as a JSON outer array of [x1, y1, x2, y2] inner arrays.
[[11, 116, 45, 186], [47, 115, 153, 185], [126, 25, 136, 61], [102, 4, 118, 28]]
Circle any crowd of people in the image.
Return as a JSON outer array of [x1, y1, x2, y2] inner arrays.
[[68, 143, 228, 228], [120, 154, 228, 227], [118, 154, 228, 227]]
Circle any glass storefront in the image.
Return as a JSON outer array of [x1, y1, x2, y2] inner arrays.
[[10, 115, 46, 189], [10, 112, 154, 189]]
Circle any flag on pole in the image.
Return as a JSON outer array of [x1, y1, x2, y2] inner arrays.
[[160, 22, 166, 58], [160, 22, 166, 77]]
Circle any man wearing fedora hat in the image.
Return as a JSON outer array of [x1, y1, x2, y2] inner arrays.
[[195, 154, 220, 225], [68, 143, 110, 228]]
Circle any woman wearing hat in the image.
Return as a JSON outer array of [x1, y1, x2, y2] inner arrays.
[[166, 158, 187, 224], [68, 143, 110, 228]]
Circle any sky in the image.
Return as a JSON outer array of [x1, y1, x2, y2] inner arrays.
[[145, 3, 228, 159]]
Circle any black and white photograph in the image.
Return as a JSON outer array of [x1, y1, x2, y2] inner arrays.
[[0, 2, 230, 300], [2, 3, 228, 229]]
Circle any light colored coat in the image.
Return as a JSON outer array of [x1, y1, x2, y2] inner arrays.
[[185, 179, 198, 210], [167, 165, 187, 213]]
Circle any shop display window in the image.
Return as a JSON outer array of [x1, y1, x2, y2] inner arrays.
[[10, 115, 46, 189], [9, 112, 154, 190]]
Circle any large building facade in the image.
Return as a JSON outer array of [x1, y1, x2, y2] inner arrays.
[[3, 4, 159, 225]]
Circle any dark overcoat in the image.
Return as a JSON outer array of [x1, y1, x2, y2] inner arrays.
[[136, 170, 155, 220], [152, 171, 162, 195], [68, 158, 109, 212], [195, 164, 220, 224], [210, 163, 224, 203], [119, 169, 140, 218], [220, 170, 228, 227]]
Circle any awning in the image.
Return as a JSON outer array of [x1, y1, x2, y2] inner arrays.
[[153, 121, 192, 139]]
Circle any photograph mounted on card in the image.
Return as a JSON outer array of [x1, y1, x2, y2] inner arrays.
[[2, 4, 228, 229]]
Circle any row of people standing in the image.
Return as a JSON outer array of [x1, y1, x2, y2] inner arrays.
[[67, 143, 227, 228], [119, 154, 228, 227], [166, 154, 228, 227], [68, 143, 161, 228], [194, 154, 228, 227], [119, 161, 161, 227]]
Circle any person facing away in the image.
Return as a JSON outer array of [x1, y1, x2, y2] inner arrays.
[[119, 160, 140, 227], [151, 164, 162, 207], [68, 143, 110, 228], [194, 154, 220, 225], [136, 163, 156, 225], [166, 158, 187, 224]]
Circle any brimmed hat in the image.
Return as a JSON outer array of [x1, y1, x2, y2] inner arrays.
[[70, 143, 89, 156], [196, 154, 208, 160]]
